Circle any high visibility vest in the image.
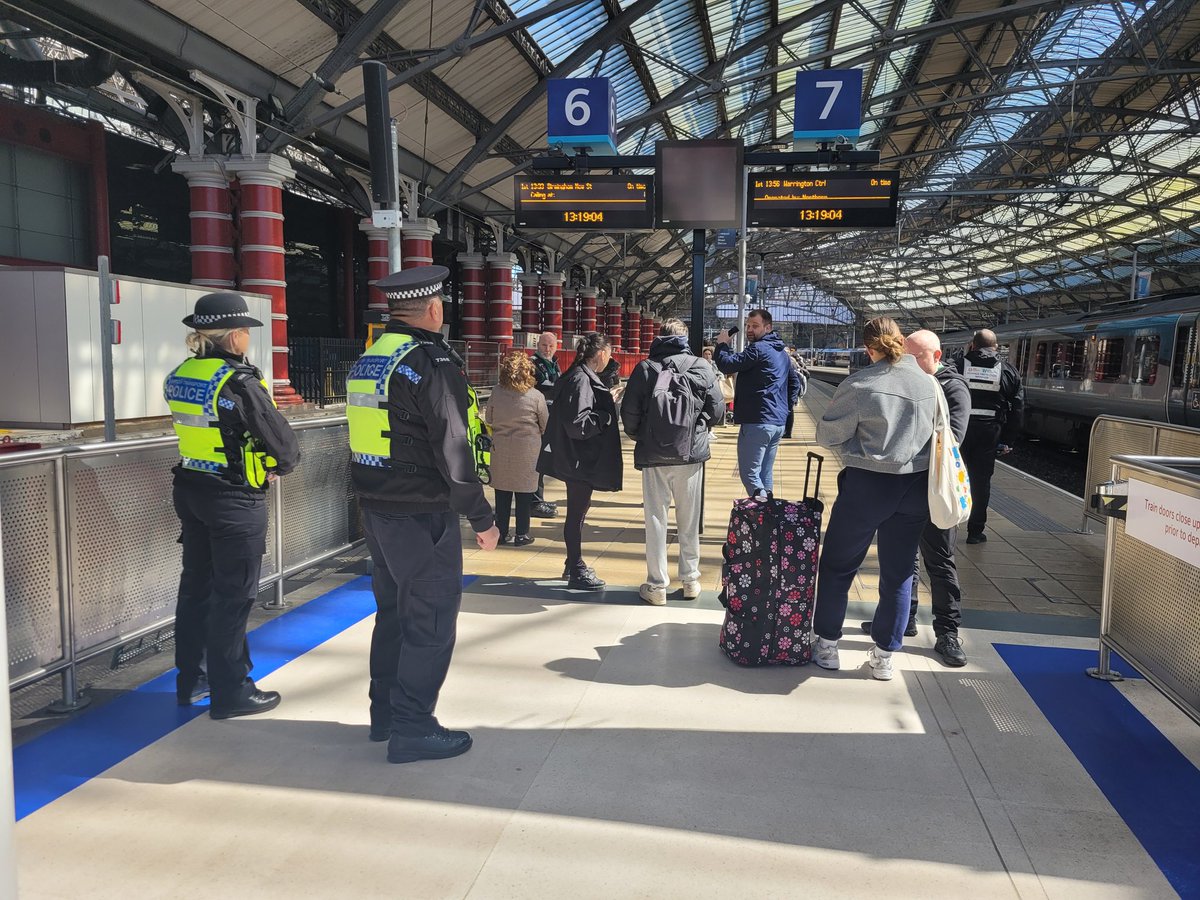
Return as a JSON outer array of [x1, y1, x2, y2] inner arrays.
[[164, 357, 276, 488], [346, 332, 491, 483]]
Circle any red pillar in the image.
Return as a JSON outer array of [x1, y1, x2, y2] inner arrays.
[[561, 286, 578, 342], [359, 221, 390, 316], [227, 155, 301, 405], [542, 273, 564, 343], [606, 297, 623, 350], [458, 252, 487, 381], [642, 311, 656, 351], [624, 305, 641, 355], [518, 273, 541, 342], [486, 252, 517, 349], [173, 158, 235, 289], [402, 216, 438, 268], [579, 287, 598, 334]]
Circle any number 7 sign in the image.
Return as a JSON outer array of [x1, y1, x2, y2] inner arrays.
[[793, 69, 862, 149]]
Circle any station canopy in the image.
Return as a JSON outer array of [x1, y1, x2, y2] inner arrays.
[[6, 0, 1199, 329]]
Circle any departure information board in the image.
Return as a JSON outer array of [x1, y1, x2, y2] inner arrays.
[[747, 170, 899, 228], [514, 175, 655, 230]]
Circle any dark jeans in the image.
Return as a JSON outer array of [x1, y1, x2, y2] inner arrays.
[[961, 420, 1001, 535], [813, 467, 930, 651], [173, 480, 267, 705], [907, 521, 962, 635], [362, 508, 463, 736], [564, 478, 594, 574], [495, 490, 534, 537]]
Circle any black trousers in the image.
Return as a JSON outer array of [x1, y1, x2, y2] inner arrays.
[[533, 473, 545, 504], [362, 508, 463, 735], [563, 478, 594, 574], [961, 420, 1002, 535], [908, 520, 963, 635], [494, 490, 534, 537], [784, 408, 795, 439], [173, 480, 267, 705]]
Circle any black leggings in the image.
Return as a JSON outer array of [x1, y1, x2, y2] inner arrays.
[[494, 490, 533, 537], [564, 479, 594, 573]]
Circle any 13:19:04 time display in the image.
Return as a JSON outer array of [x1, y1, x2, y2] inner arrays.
[[798, 208, 844, 221], [563, 210, 604, 223]]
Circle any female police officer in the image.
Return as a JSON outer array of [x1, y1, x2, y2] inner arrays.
[[165, 292, 300, 719]]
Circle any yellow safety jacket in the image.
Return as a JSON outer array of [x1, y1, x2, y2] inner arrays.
[[164, 357, 278, 488], [346, 332, 491, 483]]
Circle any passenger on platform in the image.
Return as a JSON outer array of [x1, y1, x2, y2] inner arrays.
[[811, 316, 938, 681], [166, 292, 300, 719], [621, 318, 725, 606], [346, 266, 499, 764], [782, 349, 809, 439], [599, 353, 622, 393], [537, 332, 623, 591], [530, 331, 561, 519], [485, 351, 549, 547], [954, 329, 1025, 544], [860, 329, 972, 667], [714, 309, 802, 497]]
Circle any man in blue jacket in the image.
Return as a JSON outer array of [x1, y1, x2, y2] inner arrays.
[[715, 308, 802, 498]]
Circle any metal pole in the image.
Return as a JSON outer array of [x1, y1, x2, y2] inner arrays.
[[736, 167, 748, 352], [0, 492, 18, 900], [388, 122, 403, 273], [1128, 246, 1138, 305], [47, 456, 89, 713], [97, 256, 117, 443], [1087, 460, 1124, 682], [261, 475, 291, 610], [690, 229, 705, 355]]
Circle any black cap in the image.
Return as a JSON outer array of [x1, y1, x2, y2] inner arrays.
[[183, 292, 264, 329], [375, 265, 449, 302]]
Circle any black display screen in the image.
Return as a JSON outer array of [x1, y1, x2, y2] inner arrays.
[[514, 175, 654, 230], [747, 170, 899, 228]]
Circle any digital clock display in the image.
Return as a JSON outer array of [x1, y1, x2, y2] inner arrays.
[[514, 175, 655, 230], [747, 170, 899, 229]]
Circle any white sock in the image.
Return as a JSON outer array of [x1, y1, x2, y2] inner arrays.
[[817, 637, 837, 649], [874, 647, 893, 658]]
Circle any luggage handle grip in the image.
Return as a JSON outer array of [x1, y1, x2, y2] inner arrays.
[[804, 452, 824, 501]]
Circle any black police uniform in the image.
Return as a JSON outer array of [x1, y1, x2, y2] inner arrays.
[[530, 351, 561, 511], [955, 347, 1024, 540]]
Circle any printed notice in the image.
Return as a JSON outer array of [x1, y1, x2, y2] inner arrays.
[[1125, 478, 1200, 566]]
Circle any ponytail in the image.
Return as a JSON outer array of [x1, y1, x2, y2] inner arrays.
[[186, 328, 238, 356], [573, 331, 611, 368], [862, 316, 904, 364]]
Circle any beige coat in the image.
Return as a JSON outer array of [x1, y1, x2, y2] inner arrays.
[[484, 385, 549, 493]]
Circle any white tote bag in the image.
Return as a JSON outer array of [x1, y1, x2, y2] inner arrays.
[[927, 374, 973, 529]]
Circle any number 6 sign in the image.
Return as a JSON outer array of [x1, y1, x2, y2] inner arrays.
[[792, 69, 862, 149], [548, 78, 619, 156]]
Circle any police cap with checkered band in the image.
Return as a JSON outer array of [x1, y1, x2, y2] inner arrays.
[[182, 292, 264, 329], [375, 265, 450, 304]]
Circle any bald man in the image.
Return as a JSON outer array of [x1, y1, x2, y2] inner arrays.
[[862, 330, 972, 666], [954, 329, 1024, 544]]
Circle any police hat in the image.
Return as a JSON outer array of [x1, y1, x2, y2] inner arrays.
[[376, 265, 449, 303], [182, 292, 264, 329]]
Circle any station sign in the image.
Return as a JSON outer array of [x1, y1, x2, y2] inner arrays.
[[513, 174, 654, 230], [716, 229, 739, 249], [793, 69, 863, 148], [747, 170, 899, 229], [547, 78, 618, 156]]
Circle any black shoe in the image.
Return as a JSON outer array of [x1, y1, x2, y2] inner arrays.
[[562, 564, 595, 580], [965, 533, 987, 545], [387, 727, 473, 764], [935, 633, 968, 667], [369, 712, 390, 743], [209, 689, 281, 720], [512, 534, 535, 547], [176, 674, 210, 706], [567, 570, 606, 591], [859, 620, 917, 638], [499, 533, 511, 545], [531, 502, 558, 518]]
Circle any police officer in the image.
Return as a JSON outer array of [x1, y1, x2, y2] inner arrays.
[[955, 328, 1024, 544], [166, 292, 300, 719], [347, 266, 499, 764]]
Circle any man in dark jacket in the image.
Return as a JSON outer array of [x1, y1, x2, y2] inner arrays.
[[955, 328, 1025, 544], [530, 331, 561, 518], [861, 329, 972, 666], [714, 308, 802, 497], [621, 318, 725, 606]]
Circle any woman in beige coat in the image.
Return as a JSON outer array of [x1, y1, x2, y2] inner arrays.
[[485, 352, 549, 545]]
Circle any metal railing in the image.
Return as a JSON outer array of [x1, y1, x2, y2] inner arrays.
[[4, 416, 359, 709], [1083, 416, 1200, 529], [288, 338, 363, 407]]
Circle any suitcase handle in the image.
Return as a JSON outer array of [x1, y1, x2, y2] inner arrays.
[[804, 452, 824, 501]]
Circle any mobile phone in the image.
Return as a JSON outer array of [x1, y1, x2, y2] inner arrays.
[[727, 325, 740, 336]]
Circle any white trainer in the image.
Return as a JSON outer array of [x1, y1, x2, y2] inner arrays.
[[639, 583, 667, 606], [812, 637, 840, 670], [682, 579, 702, 600], [867, 646, 894, 681]]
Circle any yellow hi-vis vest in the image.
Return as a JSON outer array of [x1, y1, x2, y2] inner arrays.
[[346, 332, 492, 483], [164, 357, 277, 488]]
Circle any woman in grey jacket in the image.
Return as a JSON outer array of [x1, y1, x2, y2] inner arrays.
[[811, 317, 938, 681]]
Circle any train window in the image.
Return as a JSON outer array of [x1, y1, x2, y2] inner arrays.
[[1050, 340, 1086, 380], [1171, 326, 1197, 389], [1132, 336, 1160, 385], [1014, 338, 1031, 375], [1093, 338, 1125, 381], [1033, 342, 1048, 376]]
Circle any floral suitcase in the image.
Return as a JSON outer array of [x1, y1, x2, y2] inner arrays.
[[718, 452, 824, 666]]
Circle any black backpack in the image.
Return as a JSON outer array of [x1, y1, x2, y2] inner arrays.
[[646, 357, 702, 462]]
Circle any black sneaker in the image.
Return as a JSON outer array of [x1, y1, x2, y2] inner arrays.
[[498, 533, 511, 545], [209, 689, 281, 720], [860, 620, 918, 638], [562, 564, 596, 580], [531, 502, 558, 518], [176, 673, 210, 706], [387, 727, 473, 764], [934, 633, 968, 667], [512, 534, 535, 547], [568, 569, 606, 591], [965, 533, 987, 545]]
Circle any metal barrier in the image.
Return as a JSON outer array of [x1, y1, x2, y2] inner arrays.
[[1082, 416, 1200, 529], [288, 337, 363, 407], [4, 416, 359, 708], [1087, 455, 1200, 726]]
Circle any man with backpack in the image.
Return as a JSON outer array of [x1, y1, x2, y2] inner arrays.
[[621, 318, 725, 606]]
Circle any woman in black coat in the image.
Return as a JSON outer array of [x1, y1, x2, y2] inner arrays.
[[537, 332, 623, 590]]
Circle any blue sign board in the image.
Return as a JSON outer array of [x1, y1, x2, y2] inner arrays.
[[716, 229, 739, 249], [1136, 269, 1152, 298], [547, 78, 618, 156], [793, 69, 863, 148]]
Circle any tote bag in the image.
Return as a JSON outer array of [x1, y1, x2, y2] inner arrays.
[[927, 374, 972, 529]]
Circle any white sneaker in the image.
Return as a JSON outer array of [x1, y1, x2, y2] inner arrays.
[[639, 583, 667, 606], [812, 637, 840, 670], [867, 646, 894, 681], [682, 579, 702, 600]]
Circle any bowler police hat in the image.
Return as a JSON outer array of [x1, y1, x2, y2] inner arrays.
[[183, 292, 264, 329]]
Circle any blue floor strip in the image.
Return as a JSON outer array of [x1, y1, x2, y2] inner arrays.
[[996, 643, 1200, 899], [14, 573, 477, 820]]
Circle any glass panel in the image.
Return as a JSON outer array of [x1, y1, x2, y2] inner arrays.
[[1133, 336, 1160, 386], [1034, 342, 1048, 376], [1094, 338, 1125, 381]]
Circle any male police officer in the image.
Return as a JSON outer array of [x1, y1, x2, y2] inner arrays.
[[955, 329, 1024, 544], [347, 266, 499, 764]]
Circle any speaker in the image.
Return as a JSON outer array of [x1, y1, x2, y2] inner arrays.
[[362, 60, 397, 206]]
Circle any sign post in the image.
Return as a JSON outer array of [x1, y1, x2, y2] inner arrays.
[[793, 69, 863, 149], [547, 78, 618, 155]]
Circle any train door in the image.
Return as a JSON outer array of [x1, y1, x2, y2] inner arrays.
[[1167, 315, 1199, 426]]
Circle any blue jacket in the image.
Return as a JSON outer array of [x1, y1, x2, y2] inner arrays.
[[715, 330, 801, 426]]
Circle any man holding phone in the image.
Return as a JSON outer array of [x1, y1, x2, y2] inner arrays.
[[715, 309, 802, 498]]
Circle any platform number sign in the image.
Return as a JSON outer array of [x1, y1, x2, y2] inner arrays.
[[793, 69, 863, 149], [547, 78, 618, 156]]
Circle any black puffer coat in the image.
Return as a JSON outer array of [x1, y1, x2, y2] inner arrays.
[[536, 363, 623, 491]]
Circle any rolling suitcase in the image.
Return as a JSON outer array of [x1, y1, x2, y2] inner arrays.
[[718, 452, 824, 666]]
